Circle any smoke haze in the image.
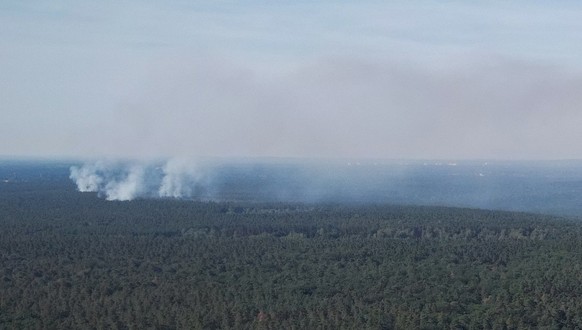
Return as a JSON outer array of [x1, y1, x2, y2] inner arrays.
[[3, 1, 582, 160], [96, 56, 582, 160], [68, 158, 582, 217]]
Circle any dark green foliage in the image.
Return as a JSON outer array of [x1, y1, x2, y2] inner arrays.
[[1, 185, 582, 329]]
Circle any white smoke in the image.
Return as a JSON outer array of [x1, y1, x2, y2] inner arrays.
[[70, 158, 208, 201], [159, 158, 203, 198], [103, 165, 145, 201], [69, 162, 104, 192]]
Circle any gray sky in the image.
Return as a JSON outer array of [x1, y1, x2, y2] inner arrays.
[[3, 0, 582, 160]]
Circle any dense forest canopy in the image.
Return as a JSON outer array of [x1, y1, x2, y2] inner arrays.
[[1, 160, 582, 328]]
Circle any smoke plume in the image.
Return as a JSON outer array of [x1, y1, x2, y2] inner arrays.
[[69, 158, 582, 217], [159, 158, 206, 198], [69, 162, 104, 192], [69, 158, 209, 201]]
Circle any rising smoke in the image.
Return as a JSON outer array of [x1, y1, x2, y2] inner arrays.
[[69, 158, 582, 216], [69, 158, 210, 201]]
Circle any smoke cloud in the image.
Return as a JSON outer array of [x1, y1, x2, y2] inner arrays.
[[92, 55, 582, 160], [69, 158, 210, 201], [4, 1, 582, 160], [159, 158, 206, 198], [69, 163, 104, 192], [103, 165, 145, 201], [69, 158, 582, 216]]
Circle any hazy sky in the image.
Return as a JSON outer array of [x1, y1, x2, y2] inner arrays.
[[2, 0, 582, 160]]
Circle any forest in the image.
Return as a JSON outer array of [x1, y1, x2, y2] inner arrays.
[[1, 162, 582, 329]]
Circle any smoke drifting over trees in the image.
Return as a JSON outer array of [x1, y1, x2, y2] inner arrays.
[[68, 159, 582, 216], [70, 159, 210, 201]]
